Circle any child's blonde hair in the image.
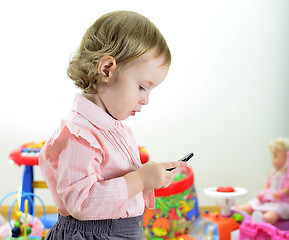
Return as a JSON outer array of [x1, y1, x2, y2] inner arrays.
[[269, 137, 289, 174], [269, 137, 289, 153], [67, 11, 171, 94]]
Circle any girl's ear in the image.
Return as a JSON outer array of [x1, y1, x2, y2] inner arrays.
[[97, 56, 117, 79]]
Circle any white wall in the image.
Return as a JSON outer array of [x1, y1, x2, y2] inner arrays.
[[0, 0, 288, 208]]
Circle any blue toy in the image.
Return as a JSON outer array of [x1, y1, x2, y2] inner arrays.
[[0, 191, 48, 239]]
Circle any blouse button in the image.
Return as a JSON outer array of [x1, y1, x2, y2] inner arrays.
[[114, 121, 124, 128]]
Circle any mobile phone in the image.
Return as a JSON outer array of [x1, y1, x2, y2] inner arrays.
[[166, 152, 194, 171]]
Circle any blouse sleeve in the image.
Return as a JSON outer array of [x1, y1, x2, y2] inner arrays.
[[124, 124, 155, 208], [45, 123, 129, 220]]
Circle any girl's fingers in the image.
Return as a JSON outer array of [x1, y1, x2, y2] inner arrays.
[[160, 161, 187, 171], [163, 176, 174, 188], [162, 182, 170, 189], [161, 171, 175, 188]]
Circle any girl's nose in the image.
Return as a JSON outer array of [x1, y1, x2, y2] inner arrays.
[[140, 94, 149, 105]]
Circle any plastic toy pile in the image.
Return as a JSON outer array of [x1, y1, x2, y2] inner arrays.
[[143, 166, 200, 239], [0, 192, 49, 240]]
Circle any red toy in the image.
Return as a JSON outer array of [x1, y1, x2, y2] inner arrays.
[[217, 186, 235, 193], [9, 141, 45, 166], [138, 146, 149, 164]]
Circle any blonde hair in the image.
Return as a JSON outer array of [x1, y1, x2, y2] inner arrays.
[[269, 137, 289, 174], [269, 137, 289, 153], [67, 11, 171, 93]]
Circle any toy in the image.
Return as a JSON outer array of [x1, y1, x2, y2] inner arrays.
[[199, 185, 247, 239], [9, 141, 59, 230], [187, 215, 219, 240], [177, 235, 196, 240], [9, 141, 45, 214], [9, 141, 45, 166], [236, 138, 289, 225], [139, 146, 149, 164], [239, 215, 289, 240], [11, 199, 31, 239], [176, 210, 241, 240], [204, 186, 247, 216], [143, 166, 200, 239], [201, 211, 239, 240], [0, 191, 48, 239]]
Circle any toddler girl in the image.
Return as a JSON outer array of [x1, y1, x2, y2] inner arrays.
[[237, 137, 289, 224], [39, 11, 186, 239]]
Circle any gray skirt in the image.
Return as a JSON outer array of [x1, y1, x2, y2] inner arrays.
[[45, 214, 144, 240]]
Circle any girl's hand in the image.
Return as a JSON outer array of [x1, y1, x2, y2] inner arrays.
[[124, 161, 187, 198], [136, 161, 187, 190]]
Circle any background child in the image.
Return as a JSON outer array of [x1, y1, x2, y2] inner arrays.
[[39, 10, 186, 239], [236, 137, 289, 224]]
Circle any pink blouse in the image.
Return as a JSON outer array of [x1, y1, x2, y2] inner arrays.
[[39, 94, 155, 220]]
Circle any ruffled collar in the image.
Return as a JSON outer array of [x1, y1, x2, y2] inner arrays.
[[71, 94, 124, 130]]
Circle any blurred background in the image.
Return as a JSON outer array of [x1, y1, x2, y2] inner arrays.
[[0, 0, 288, 207]]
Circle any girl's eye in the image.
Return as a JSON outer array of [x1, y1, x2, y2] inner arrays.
[[139, 85, 146, 91]]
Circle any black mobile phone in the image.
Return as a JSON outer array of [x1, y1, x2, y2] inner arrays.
[[166, 152, 194, 171]]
